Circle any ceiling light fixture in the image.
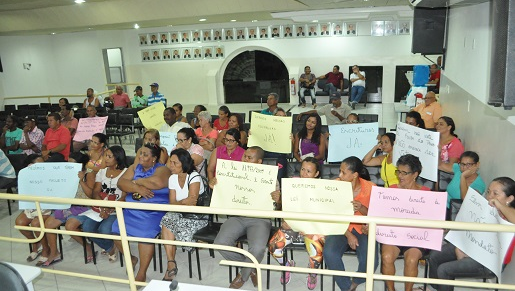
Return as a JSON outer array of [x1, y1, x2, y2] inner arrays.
[[230, 19, 237, 22], [74, 0, 85, 3], [199, 18, 207, 22], [134, 24, 140, 29], [251, 20, 258, 22], [312, 20, 319, 22], [51, 32, 56, 35]]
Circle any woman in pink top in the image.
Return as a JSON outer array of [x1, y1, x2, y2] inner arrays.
[[207, 128, 245, 189], [436, 116, 464, 173], [213, 105, 230, 131], [194, 111, 218, 153]]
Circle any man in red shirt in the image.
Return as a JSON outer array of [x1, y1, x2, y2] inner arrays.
[[41, 113, 71, 162], [428, 64, 441, 93], [318, 65, 344, 95], [109, 85, 132, 109]]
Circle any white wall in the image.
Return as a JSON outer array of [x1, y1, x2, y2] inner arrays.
[[1, 18, 431, 107]]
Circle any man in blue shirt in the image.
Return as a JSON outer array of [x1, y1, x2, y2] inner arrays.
[[147, 83, 166, 107], [260, 93, 279, 115]]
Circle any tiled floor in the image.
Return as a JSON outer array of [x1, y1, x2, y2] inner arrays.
[[1, 101, 510, 290]]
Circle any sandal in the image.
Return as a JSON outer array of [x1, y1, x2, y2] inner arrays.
[[26, 247, 42, 262], [307, 273, 318, 290], [35, 256, 48, 267], [86, 251, 98, 264], [280, 259, 295, 285], [162, 260, 178, 281], [108, 252, 117, 263], [41, 256, 62, 267]]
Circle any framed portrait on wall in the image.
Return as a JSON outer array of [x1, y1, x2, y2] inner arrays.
[[283, 25, 293, 38], [247, 27, 258, 39], [141, 50, 151, 62], [224, 28, 234, 40], [193, 48, 202, 59], [202, 30, 212, 41], [333, 23, 344, 36], [203, 47, 214, 58], [159, 33, 169, 44], [151, 49, 161, 61], [235, 28, 246, 40], [270, 26, 280, 38], [162, 49, 172, 60], [172, 49, 181, 59], [399, 21, 411, 34], [192, 31, 201, 42], [170, 32, 180, 43], [149, 33, 159, 44], [371, 21, 384, 36], [308, 24, 319, 37], [296, 24, 307, 37], [182, 48, 192, 59], [384, 21, 397, 36], [139, 34, 149, 46], [180, 31, 191, 43], [213, 30, 222, 41], [346, 23, 357, 36], [259, 27, 269, 39], [215, 46, 224, 58], [320, 23, 331, 36]]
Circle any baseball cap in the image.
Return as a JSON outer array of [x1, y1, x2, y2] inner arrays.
[[329, 92, 341, 100], [134, 86, 143, 92], [149, 83, 159, 87]]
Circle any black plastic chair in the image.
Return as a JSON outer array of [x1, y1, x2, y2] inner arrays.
[[0, 262, 28, 291]]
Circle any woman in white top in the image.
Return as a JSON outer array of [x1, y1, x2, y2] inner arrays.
[[160, 148, 208, 281]]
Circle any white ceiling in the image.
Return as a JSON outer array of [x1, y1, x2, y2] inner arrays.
[[0, 0, 412, 36]]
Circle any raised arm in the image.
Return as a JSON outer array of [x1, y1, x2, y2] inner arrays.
[[362, 143, 384, 166]]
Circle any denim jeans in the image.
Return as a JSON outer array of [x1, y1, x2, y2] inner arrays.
[[82, 215, 117, 252], [324, 83, 338, 95], [323, 229, 379, 291], [350, 86, 365, 103], [428, 243, 494, 291], [299, 87, 316, 105]]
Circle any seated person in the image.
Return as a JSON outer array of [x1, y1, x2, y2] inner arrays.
[[293, 113, 326, 164], [194, 111, 218, 155], [159, 107, 191, 133], [215, 113, 248, 148], [134, 129, 169, 165], [207, 128, 245, 189], [297, 92, 351, 126], [1, 115, 23, 154], [436, 117, 464, 173], [190, 105, 207, 129], [405, 111, 425, 128], [346, 113, 359, 124], [172, 103, 188, 123], [19, 116, 45, 155], [317, 65, 344, 95], [171, 128, 205, 177], [261, 93, 280, 115], [213, 105, 231, 131], [362, 133, 399, 187], [412, 92, 442, 129]]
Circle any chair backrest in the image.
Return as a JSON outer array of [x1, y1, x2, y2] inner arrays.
[[286, 161, 302, 178], [316, 78, 328, 90], [291, 113, 309, 125], [358, 114, 379, 123], [418, 176, 436, 191], [243, 123, 250, 134], [378, 127, 386, 136], [39, 103, 51, 109], [125, 155, 136, 166], [0, 262, 29, 291], [186, 112, 195, 124], [248, 110, 262, 122], [18, 104, 30, 111], [365, 165, 385, 187], [262, 158, 278, 166], [438, 170, 454, 192], [6, 154, 27, 176], [320, 164, 341, 180], [118, 113, 135, 126], [343, 78, 350, 90], [135, 138, 143, 153]]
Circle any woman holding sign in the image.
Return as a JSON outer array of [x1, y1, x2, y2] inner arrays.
[[114, 143, 171, 283], [429, 177, 515, 291], [323, 156, 378, 291], [436, 116, 464, 174], [160, 149, 208, 281], [380, 154, 431, 291], [362, 133, 399, 187], [207, 128, 245, 189], [293, 113, 326, 164], [268, 157, 322, 289]]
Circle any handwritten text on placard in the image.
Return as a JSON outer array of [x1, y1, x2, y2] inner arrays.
[[281, 178, 353, 235], [327, 123, 379, 163], [159, 132, 177, 154], [18, 163, 82, 210], [392, 122, 440, 181], [73, 116, 108, 141], [210, 159, 278, 211], [138, 103, 166, 129], [445, 188, 514, 280], [368, 186, 447, 250], [247, 112, 292, 153]]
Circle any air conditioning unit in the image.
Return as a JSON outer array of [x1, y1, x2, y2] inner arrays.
[[409, 0, 489, 8]]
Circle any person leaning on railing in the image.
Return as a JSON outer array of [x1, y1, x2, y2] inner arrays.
[[362, 133, 399, 188], [323, 156, 379, 291], [114, 143, 171, 283]]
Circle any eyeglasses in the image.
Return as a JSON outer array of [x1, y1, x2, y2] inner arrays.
[[459, 162, 476, 168], [423, 97, 435, 100], [175, 138, 187, 143], [347, 120, 358, 124], [223, 138, 237, 144], [395, 170, 413, 176]]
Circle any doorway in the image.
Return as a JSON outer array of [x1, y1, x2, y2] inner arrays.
[[102, 48, 127, 91]]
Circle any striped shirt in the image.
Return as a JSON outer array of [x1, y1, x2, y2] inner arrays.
[[147, 92, 166, 107], [0, 150, 16, 178]]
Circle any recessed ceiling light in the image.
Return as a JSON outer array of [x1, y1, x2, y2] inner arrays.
[[312, 20, 319, 22], [199, 18, 207, 22], [134, 24, 140, 29], [87, 27, 91, 30], [74, 0, 85, 3], [251, 20, 258, 22], [51, 32, 56, 35], [230, 19, 237, 22]]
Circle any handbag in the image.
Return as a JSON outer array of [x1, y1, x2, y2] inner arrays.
[[92, 192, 116, 213], [182, 173, 210, 220]]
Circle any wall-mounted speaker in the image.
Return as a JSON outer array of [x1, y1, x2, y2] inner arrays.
[[489, 0, 515, 109], [411, 7, 447, 55]]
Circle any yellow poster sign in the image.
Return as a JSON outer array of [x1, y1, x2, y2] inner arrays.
[[247, 112, 292, 153], [138, 103, 165, 129], [210, 159, 278, 212], [281, 178, 354, 235]]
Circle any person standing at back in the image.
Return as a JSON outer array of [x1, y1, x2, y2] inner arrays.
[[147, 83, 167, 107]]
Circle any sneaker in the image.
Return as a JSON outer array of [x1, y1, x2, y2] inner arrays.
[[351, 102, 356, 110], [280, 259, 295, 285], [306, 273, 318, 290]]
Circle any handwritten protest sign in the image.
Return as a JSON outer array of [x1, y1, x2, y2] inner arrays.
[[445, 188, 514, 280], [159, 132, 177, 154], [73, 116, 108, 141], [392, 122, 439, 181], [368, 186, 447, 250], [18, 163, 82, 210], [138, 103, 165, 129], [210, 159, 278, 211], [327, 123, 379, 163], [281, 178, 353, 235], [247, 112, 292, 153]]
